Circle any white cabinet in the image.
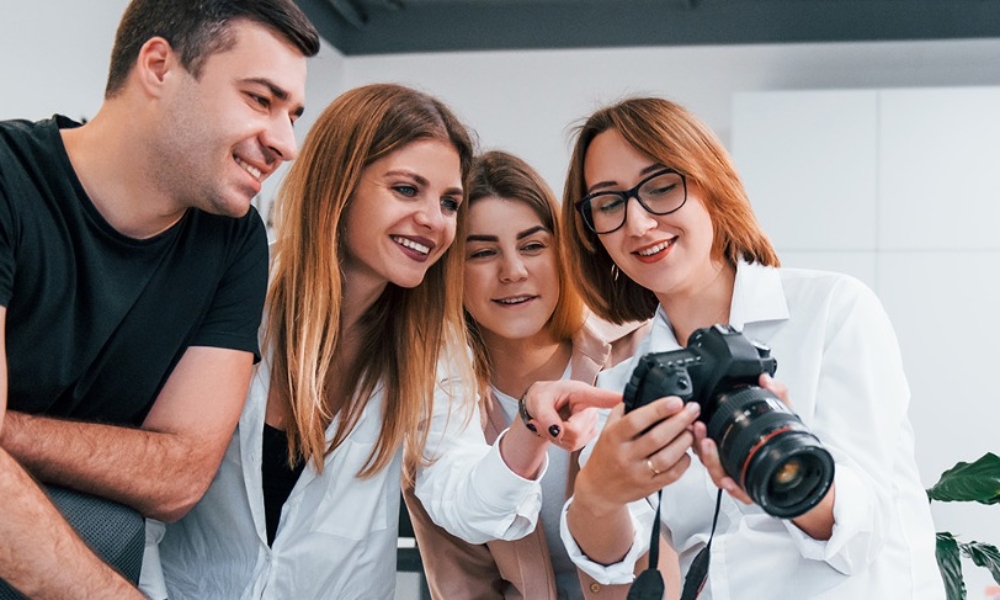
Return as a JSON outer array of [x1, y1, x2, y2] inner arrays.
[[733, 90, 878, 252], [879, 87, 1000, 250]]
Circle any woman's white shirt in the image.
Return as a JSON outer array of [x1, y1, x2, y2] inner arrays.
[[159, 352, 544, 600], [561, 262, 945, 599]]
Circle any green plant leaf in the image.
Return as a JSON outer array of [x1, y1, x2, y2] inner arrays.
[[927, 453, 1000, 505], [961, 541, 1000, 585], [938, 532, 967, 600]]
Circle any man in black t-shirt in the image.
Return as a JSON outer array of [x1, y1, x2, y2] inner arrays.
[[0, 1, 318, 597]]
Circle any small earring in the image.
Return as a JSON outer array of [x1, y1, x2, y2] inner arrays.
[[610, 264, 621, 281]]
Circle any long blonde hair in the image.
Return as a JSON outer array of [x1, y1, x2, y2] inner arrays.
[[266, 83, 475, 477]]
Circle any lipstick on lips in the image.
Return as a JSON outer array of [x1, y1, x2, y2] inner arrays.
[[392, 235, 434, 262], [492, 295, 537, 307], [633, 238, 675, 264]]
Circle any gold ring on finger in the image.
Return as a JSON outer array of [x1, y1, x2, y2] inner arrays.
[[646, 458, 661, 476]]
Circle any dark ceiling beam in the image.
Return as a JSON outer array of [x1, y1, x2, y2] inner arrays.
[[294, 0, 355, 43], [326, 0, 367, 28], [295, 0, 1000, 56]]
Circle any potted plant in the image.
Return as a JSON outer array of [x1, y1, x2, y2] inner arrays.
[[927, 452, 1000, 600]]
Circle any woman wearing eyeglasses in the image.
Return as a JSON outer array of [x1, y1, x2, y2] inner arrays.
[[546, 97, 943, 598]]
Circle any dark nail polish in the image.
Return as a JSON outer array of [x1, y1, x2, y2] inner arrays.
[[526, 422, 537, 433], [548, 425, 561, 437]]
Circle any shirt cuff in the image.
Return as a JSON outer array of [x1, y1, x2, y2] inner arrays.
[[781, 463, 875, 574], [469, 428, 546, 539], [559, 496, 653, 585]]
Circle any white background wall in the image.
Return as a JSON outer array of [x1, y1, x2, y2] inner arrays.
[[4, 2, 1000, 597]]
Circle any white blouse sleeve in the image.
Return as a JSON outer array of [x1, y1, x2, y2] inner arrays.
[[412, 360, 546, 545], [777, 276, 909, 573], [558, 495, 655, 585], [557, 401, 656, 584]]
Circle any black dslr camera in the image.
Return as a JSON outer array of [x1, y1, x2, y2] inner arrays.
[[623, 324, 834, 518]]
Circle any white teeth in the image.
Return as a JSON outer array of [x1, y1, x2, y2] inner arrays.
[[392, 236, 430, 255], [235, 157, 262, 181], [496, 296, 532, 305], [638, 240, 673, 256]]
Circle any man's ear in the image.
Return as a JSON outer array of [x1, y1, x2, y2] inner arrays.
[[133, 37, 177, 99]]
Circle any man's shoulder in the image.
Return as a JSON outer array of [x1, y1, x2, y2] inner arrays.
[[0, 117, 46, 134], [0, 116, 59, 150], [0, 117, 65, 185], [187, 205, 267, 239], [180, 206, 269, 266]]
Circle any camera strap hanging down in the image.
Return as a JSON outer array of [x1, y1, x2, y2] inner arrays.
[[627, 488, 723, 600], [679, 488, 723, 600], [626, 490, 665, 600]]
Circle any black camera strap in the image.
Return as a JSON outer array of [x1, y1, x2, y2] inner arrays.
[[680, 488, 724, 600], [627, 488, 723, 600], [626, 490, 665, 600]]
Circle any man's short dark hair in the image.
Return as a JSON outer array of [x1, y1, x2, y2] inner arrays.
[[105, 0, 320, 98]]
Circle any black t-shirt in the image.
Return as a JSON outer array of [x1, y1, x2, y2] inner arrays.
[[261, 423, 305, 546], [0, 116, 268, 426]]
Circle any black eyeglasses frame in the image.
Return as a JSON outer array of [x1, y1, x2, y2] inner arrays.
[[575, 168, 688, 235]]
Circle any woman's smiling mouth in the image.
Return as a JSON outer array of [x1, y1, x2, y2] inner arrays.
[[492, 295, 536, 306]]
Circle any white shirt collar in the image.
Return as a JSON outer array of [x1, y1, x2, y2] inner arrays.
[[729, 260, 789, 330], [648, 260, 789, 353]]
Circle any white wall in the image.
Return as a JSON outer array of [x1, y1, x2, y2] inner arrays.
[[0, 0, 130, 121], [346, 38, 1000, 194]]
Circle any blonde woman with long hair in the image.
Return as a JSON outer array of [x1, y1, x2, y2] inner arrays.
[[158, 84, 617, 599]]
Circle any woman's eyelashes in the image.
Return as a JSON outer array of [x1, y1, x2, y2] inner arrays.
[[466, 239, 548, 261], [440, 196, 460, 214], [467, 246, 497, 260], [520, 240, 546, 254], [391, 182, 460, 215], [392, 183, 418, 197]]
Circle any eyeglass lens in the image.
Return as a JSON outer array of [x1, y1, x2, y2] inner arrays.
[[584, 170, 686, 233]]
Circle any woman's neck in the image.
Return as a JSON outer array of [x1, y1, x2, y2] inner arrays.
[[483, 329, 572, 400], [340, 270, 387, 336], [659, 260, 737, 346]]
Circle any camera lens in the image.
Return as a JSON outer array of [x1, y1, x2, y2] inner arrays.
[[767, 455, 822, 505], [747, 432, 833, 517], [773, 460, 802, 489], [706, 387, 834, 519]]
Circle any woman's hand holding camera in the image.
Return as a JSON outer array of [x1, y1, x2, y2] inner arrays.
[[564, 394, 700, 566], [574, 395, 701, 513], [692, 374, 789, 505]]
